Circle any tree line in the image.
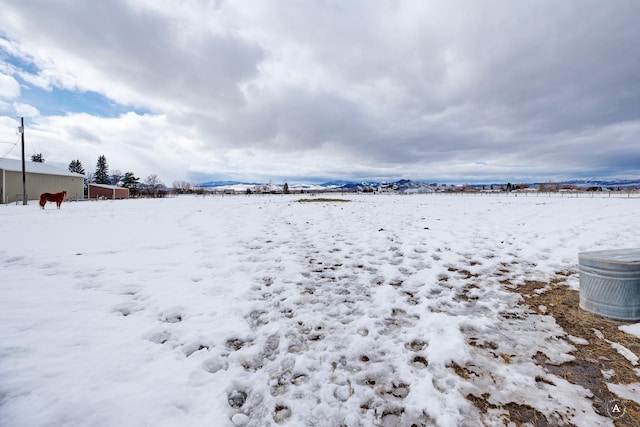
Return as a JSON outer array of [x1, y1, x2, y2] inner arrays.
[[31, 152, 170, 197], [74, 155, 169, 197]]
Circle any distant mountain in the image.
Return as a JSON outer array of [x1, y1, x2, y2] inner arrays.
[[197, 179, 463, 192], [320, 180, 383, 190], [318, 180, 368, 188], [199, 179, 384, 190], [199, 180, 261, 188], [318, 180, 351, 187], [556, 179, 640, 188], [393, 179, 436, 191], [197, 178, 639, 191], [288, 183, 326, 191]]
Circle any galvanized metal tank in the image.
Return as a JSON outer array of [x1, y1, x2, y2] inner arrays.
[[579, 248, 640, 321]]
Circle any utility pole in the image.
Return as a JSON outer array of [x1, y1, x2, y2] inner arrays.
[[20, 117, 27, 205]]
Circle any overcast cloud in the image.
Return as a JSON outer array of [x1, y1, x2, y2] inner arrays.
[[0, 0, 639, 185]]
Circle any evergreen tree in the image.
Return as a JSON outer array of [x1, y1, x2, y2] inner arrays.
[[68, 159, 85, 175], [31, 153, 44, 163], [95, 155, 110, 184], [283, 182, 290, 194], [122, 172, 140, 197]]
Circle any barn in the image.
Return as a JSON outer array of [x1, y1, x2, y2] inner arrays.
[[0, 158, 84, 204], [88, 183, 130, 200]]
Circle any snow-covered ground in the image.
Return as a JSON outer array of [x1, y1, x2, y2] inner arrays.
[[1, 193, 639, 426]]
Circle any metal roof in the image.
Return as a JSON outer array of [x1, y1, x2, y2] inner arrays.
[[0, 158, 84, 178], [88, 183, 127, 190]]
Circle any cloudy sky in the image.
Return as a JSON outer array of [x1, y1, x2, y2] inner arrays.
[[1, 1, 639, 185]]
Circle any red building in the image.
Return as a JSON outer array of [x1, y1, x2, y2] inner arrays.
[[88, 184, 130, 200]]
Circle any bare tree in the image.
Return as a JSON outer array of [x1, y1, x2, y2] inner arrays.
[[172, 180, 192, 194], [145, 174, 165, 197], [110, 169, 124, 186]]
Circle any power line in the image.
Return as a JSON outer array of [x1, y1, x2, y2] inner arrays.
[[0, 119, 22, 158], [1, 142, 17, 158], [0, 127, 20, 157]]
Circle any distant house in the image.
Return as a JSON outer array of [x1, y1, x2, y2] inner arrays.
[[377, 184, 397, 193], [88, 183, 129, 200], [403, 187, 435, 194], [0, 158, 84, 204]]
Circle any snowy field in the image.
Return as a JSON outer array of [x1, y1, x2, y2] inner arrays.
[[1, 193, 640, 427]]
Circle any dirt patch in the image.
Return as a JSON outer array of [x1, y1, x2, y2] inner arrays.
[[297, 198, 351, 203], [467, 393, 550, 427], [512, 275, 640, 426]]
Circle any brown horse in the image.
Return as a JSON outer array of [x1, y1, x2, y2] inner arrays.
[[39, 191, 67, 209]]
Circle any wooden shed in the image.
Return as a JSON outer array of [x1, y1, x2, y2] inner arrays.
[[88, 183, 129, 200], [0, 158, 84, 204]]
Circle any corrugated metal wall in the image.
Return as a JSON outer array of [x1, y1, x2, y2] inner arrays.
[[1, 170, 84, 204]]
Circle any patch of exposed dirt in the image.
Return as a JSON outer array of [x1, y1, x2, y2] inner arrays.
[[467, 393, 551, 427], [297, 198, 351, 203], [512, 274, 640, 426]]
